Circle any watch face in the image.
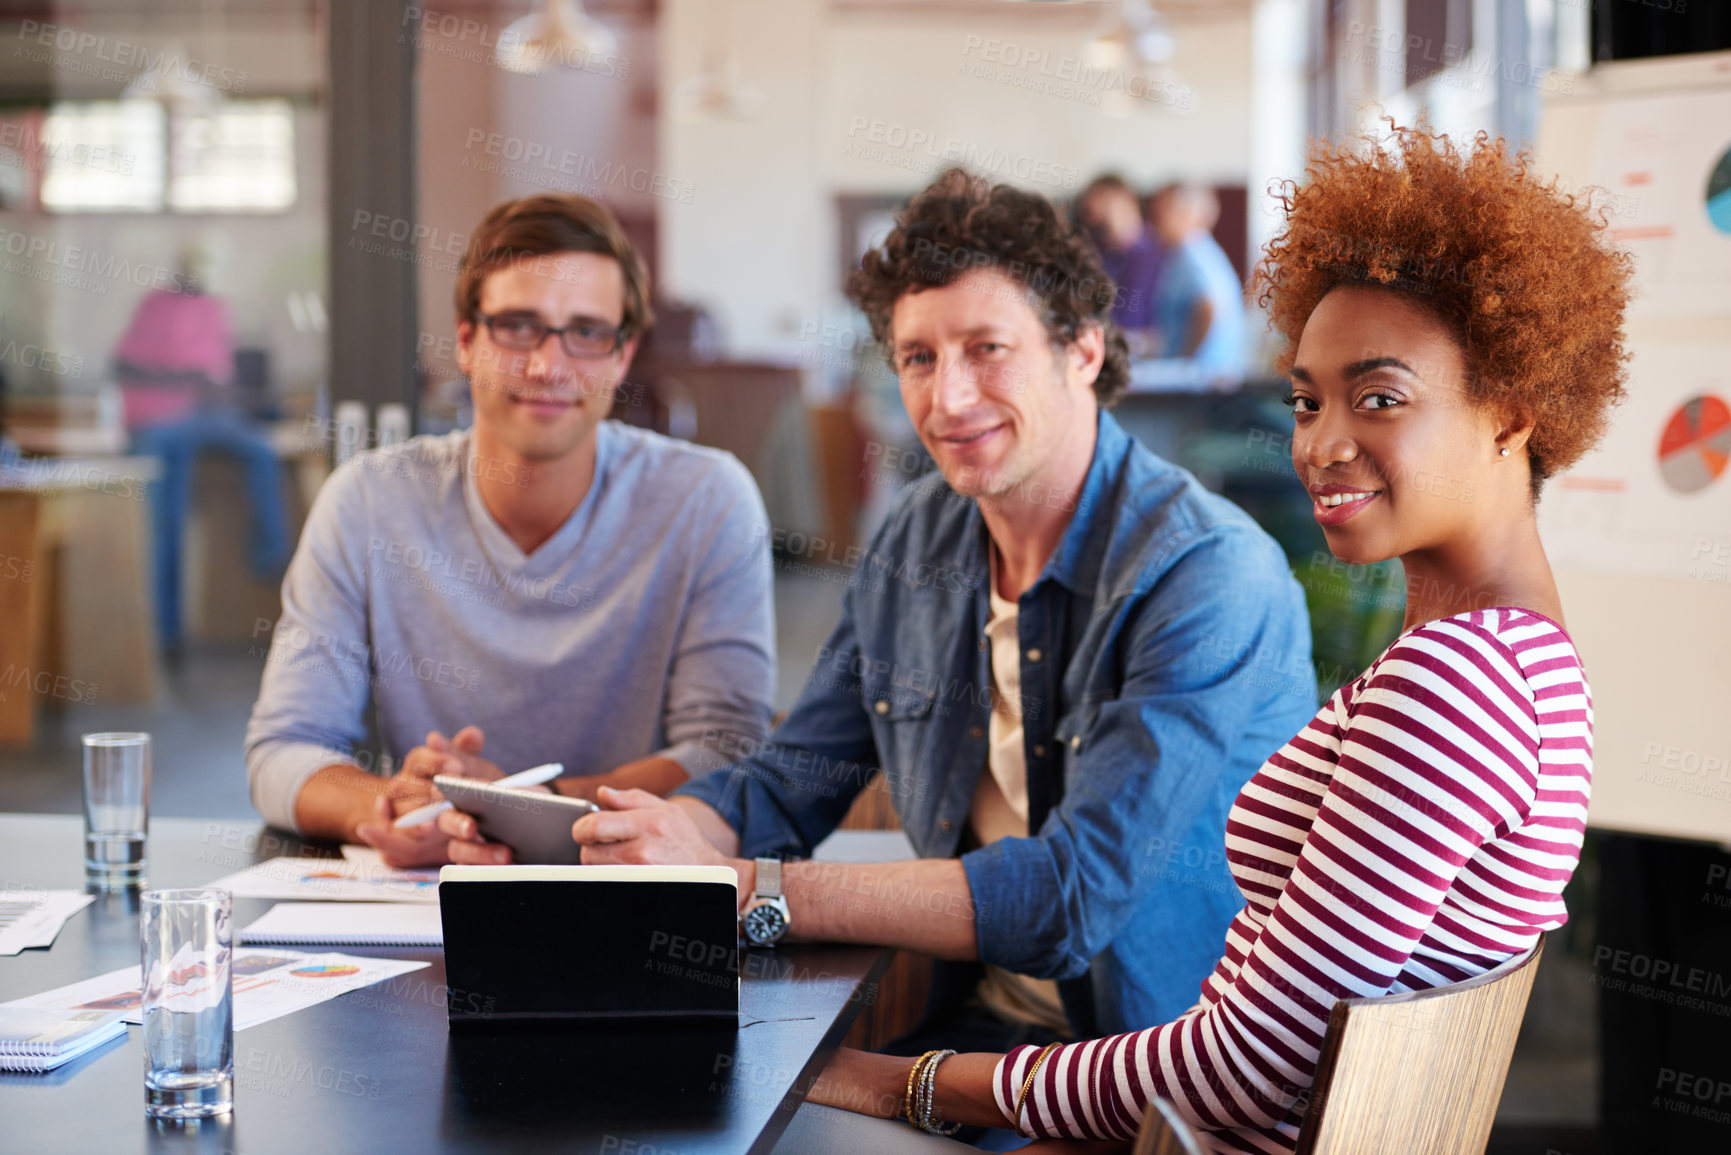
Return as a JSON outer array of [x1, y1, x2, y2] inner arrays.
[[744, 902, 787, 944]]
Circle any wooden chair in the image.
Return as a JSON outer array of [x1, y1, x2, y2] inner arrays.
[[1130, 1096, 1209, 1155], [1132, 938, 1545, 1155]]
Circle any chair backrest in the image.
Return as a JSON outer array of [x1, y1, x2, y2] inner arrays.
[[1130, 1095, 1210, 1155], [1294, 936, 1546, 1155]]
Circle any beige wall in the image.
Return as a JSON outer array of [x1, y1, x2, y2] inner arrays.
[[412, 10, 659, 386]]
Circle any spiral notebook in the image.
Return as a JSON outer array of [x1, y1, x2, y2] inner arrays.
[[0, 1009, 127, 1072], [240, 902, 443, 947]]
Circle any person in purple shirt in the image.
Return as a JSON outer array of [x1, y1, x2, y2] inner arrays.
[[1077, 174, 1164, 349]]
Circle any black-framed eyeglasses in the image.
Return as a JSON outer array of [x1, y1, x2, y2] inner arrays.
[[475, 312, 625, 358]]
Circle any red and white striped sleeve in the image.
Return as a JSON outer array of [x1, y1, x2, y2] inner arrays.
[[992, 618, 1543, 1146]]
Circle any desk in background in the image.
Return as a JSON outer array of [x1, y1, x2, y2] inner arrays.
[[0, 814, 890, 1154], [0, 457, 161, 745]]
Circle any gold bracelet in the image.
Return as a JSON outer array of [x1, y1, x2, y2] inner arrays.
[[1012, 1042, 1064, 1138], [905, 1051, 936, 1127]]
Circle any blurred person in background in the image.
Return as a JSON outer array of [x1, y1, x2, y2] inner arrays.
[[117, 236, 289, 663], [1076, 174, 1164, 355], [1143, 183, 1247, 388]]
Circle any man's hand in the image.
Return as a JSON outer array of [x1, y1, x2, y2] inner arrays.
[[354, 792, 455, 868], [433, 797, 525, 866], [353, 726, 502, 868], [571, 787, 732, 867], [398, 726, 502, 790]]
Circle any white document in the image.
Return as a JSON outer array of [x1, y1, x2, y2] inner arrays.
[[2, 949, 429, 1032], [0, 890, 96, 956], [241, 903, 443, 947], [206, 856, 440, 904], [338, 845, 392, 868]]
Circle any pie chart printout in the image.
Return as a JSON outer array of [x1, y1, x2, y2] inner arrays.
[[289, 964, 363, 979], [1657, 393, 1731, 494], [1709, 144, 1731, 236]]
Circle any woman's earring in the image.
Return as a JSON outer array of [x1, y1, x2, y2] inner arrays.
[[1499, 448, 1510, 457]]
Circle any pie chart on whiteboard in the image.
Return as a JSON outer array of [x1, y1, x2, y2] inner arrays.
[[1657, 394, 1731, 494]]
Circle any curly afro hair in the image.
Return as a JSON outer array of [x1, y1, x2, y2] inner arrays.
[[1252, 123, 1634, 489], [847, 168, 1131, 405]]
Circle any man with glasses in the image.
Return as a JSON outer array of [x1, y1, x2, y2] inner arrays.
[[245, 194, 776, 865]]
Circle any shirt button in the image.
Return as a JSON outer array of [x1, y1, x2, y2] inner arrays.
[[1033, 744, 1046, 757], [970, 726, 984, 739], [874, 700, 890, 715], [978, 636, 988, 651], [1070, 735, 1081, 750], [1026, 647, 1043, 662], [940, 818, 953, 833]]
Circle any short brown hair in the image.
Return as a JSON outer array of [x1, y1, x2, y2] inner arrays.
[[847, 169, 1130, 405], [1254, 124, 1633, 486], [455, 194, 653, 340]]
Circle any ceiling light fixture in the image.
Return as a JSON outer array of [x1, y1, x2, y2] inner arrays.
[[496, 0, 619, 77]]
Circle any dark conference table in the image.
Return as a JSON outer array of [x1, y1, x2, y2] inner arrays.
[[0, 814, 890, 1154]]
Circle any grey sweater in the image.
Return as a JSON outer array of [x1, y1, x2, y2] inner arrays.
[[245, 422, 776, 832]]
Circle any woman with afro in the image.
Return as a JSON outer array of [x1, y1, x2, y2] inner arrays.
[[802, 123, 1632, 1154]]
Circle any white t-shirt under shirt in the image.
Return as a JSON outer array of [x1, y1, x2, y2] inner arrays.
[[968, 558, 1072, 1035]]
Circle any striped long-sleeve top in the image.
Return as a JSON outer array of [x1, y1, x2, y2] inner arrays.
[[993, 609, 1592, 1154]]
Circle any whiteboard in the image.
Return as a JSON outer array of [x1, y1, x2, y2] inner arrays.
[[1533, 52, 1731, 844]]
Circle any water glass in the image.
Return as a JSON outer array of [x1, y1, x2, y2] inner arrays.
[[141, 888, 234, 1119], [82, 731, 150, 890]]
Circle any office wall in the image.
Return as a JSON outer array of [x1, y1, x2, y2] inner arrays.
[[413, 12, 659, 384], [660, 0, 1255, 362]]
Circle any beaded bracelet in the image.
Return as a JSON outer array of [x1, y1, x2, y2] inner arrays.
[[904, 1052, 932, 1128], [915, 1049, 959, 1135]]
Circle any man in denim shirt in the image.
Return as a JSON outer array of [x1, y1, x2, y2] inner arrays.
[[557, 170, 1314, 1044]]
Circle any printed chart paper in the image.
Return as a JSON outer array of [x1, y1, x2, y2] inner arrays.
[[1538, 342, 1731, 580], [0, 891, 95, 956], [206, 856, 440, 904], [2, 949, 429, 1031], [1588, 91, 1731, 317]]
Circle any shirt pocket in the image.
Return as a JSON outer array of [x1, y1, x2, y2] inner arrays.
[[860, 676, 937, 785]]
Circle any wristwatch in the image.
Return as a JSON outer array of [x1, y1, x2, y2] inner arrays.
[[741, 857, 791, 947]]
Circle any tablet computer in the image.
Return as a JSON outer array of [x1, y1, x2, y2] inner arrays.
[[433, 776, 599, 865]]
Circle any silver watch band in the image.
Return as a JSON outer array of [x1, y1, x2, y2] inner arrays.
[[754, 857, 782, 899]]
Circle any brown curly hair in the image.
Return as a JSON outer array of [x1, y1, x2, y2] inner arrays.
[[1253, 123, 1633, 488], [848, 168, 1131, 405]]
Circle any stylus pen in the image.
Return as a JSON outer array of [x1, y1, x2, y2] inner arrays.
[[392, 762, 565, 828]]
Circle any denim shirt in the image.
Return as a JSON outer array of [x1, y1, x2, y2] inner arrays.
[[678, 410, 1315, 1037]]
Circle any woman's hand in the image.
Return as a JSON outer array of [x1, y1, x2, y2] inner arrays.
[[806, 1048, 910, 1119], [808, 1047, 1015, 1129]]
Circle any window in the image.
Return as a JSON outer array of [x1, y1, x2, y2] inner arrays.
[[38, 98, 294, 213], [39, 100, 166, 211], [169, 101, 296, 211]]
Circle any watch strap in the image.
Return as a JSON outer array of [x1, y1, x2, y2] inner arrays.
[[754, 857, 782, 899]]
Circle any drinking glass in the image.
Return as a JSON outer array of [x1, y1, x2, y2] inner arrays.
[[141, 888, 234, 1119], [82, 732, 151, 890]]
